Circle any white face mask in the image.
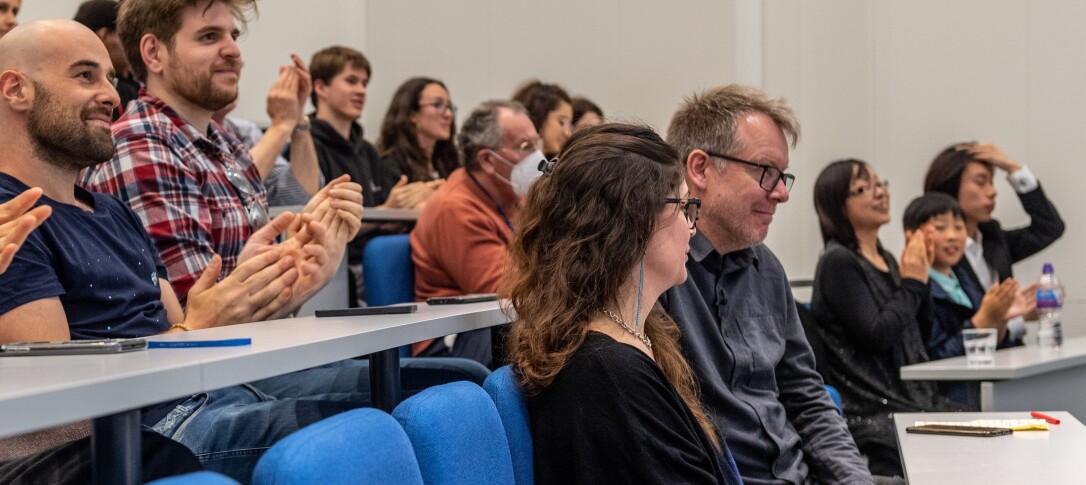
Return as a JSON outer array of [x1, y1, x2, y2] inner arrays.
[[489, 149, 545, 197]]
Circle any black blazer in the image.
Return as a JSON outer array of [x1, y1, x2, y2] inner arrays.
[[956, 185, 1064, 287]]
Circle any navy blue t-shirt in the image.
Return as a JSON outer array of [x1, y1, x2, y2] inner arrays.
[[0, 173, 171, 339]]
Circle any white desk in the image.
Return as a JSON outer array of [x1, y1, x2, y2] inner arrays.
[[900, 335, 1086, 420], [0, 301, 508, 483], [894, 411, 1086, 484], [269, 205, 420, 222]]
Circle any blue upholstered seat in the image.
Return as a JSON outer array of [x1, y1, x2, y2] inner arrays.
[[393, 381, 515, 485], [251, 407, 424, 485], [148, 471, 239, 484], [483, 365, 533, 485]]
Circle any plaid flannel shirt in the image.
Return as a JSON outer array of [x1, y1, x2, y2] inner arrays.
[[80, 93, 267, 305]]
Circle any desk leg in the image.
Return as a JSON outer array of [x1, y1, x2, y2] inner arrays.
[[370, 348, 401, 412], [92, 409, 142, 485], [980, 381, 994, 411]]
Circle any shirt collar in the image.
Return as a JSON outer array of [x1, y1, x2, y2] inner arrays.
[[689, 231, 759, 274]]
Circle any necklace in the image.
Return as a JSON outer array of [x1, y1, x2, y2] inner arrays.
[[601, 309, 652, 349]]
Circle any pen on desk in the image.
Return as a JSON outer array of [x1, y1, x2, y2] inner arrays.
[[148, 338, 252, 349], [1030, 411, 1061, 425]]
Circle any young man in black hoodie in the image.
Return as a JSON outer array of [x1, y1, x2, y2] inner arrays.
[[308, 45, 437, 303]]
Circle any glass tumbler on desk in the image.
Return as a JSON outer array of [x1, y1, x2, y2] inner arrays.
[[962, 328, 997, 367]]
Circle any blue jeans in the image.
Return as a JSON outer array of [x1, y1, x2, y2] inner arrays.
[[151, 357, 489, 483]]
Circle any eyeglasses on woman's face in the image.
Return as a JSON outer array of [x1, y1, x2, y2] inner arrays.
[[848, 178, 889, 197], [663, 197, 701, 230], [419, 99, 457, 115]]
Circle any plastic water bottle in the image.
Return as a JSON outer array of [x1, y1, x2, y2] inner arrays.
[[1036, 263, 1063, 349]]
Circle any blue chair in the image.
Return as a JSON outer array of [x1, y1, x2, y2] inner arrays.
[[393, 382, 515, 485], [363, 234, 415, 307], [148, 471, 239, 484], [483, 365, 533, 485], [251, 407, 424, 485]]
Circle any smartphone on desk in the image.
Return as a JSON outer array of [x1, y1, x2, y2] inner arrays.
[[0, 338, 148, 356], [427, 293, 498, 305], [315, 304, 418, 318], [905, 424, 1012, 437]]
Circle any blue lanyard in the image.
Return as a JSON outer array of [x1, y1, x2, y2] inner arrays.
[[466, 171, 515, 232]]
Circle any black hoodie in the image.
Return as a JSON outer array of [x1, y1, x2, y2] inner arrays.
[[307, 117, 396, 262]]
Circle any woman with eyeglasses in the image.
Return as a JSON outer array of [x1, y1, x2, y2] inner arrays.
[[809, 159, 960, 478], [377, 77, 460, 189], [511, 80, 573, 159], [505, 123, 741, 484]]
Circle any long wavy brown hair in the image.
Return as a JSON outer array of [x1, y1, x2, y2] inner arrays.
[[376, 77, 460, 182], [503, 122, 719, 449]]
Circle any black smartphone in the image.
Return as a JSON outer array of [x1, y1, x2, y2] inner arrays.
[[315, 304, 418, 318], [427, 293, 498, 305], [0, 338, 148, 356], [905, 424, 1012, 437]]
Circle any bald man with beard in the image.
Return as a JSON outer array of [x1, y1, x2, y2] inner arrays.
[[0, 20, 381, 482], [0, 18, 208, 485]]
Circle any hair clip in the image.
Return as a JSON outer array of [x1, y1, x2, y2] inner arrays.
[[538, 157, 557, 175]]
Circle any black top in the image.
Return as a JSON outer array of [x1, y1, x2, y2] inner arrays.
[[959, 185, 1064, 285], [528, 331, 741, 485], [661, 234, 871, 485], [308, 118, 396, 263], [811, 241, 961, 476]]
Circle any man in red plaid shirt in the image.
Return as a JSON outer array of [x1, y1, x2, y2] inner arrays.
[[81, 0, 362, 310]]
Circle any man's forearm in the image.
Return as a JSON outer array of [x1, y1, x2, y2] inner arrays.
[[248, 124, 292, 180], [288, 129, 320, 195]]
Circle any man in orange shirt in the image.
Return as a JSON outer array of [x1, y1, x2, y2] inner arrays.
[[410, 100, 542, 365]]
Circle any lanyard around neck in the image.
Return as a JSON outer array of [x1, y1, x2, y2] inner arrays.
[[466, 171, 515, 232]]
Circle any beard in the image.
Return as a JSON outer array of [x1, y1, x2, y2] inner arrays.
[[27, 82, 116, 172], [701, 194, 769, 252], [168, 55, 240, 112]]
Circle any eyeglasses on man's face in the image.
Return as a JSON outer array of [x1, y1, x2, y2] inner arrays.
[[419, 99, 457, 115], [848, 178, 889, 197], [704, 150, 795, 193], [664, 197, 701, 230]]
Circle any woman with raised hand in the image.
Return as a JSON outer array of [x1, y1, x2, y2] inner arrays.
[[810, 159, 960, 478], [505, 123, 741, 484]]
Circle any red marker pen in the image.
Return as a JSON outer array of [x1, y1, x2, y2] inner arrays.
[[1031, 412, 1061, 425]]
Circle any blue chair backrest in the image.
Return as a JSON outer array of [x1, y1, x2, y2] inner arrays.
[[251, 407, 424, 485], [483, 365, 533, 485], [363, 234, 415, 307], [148, 471, 239, 484], [393, 381, 515, 485]]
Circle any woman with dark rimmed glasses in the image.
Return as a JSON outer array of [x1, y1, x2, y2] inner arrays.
[[503, 123, 741, 484]]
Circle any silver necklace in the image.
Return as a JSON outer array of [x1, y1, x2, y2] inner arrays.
[[601, 309, 652, 349]]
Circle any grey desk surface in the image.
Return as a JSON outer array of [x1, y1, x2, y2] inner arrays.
[[0, 301, 507, 438], [269, 206, 419, 222], [900, 335, 1086, 381], [894, 411, 1085, 484]]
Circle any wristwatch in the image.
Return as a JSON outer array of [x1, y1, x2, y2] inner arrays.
[[294, 115, 311, 132]]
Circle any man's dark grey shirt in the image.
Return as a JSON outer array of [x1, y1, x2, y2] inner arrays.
[[660, 232, 871, 484]]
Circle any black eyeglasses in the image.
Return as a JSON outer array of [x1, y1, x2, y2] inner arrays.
[[664, 197, 701, 230], [704, 150, 795, 193], [224, 168, 270, 231], [419, 100, 457, 115], [848, 179, 889, 197]]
